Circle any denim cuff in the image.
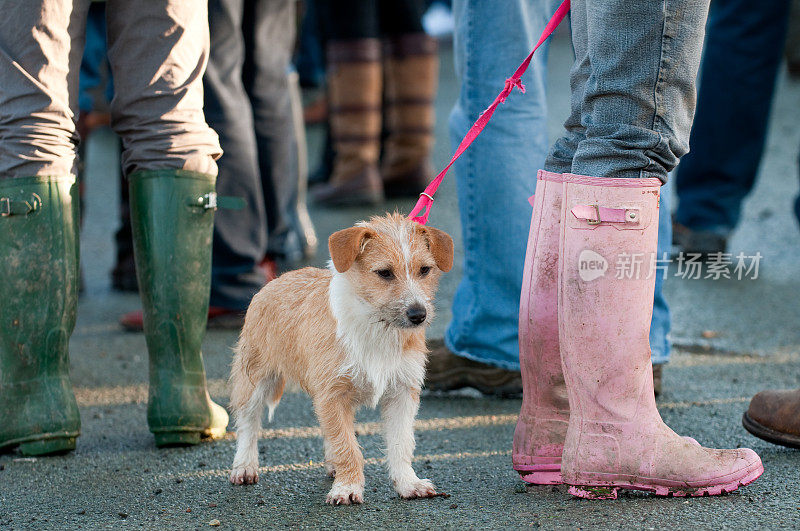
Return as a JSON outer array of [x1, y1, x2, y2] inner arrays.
[[651, 347, 671, 366], [444, 329, 522, 372]]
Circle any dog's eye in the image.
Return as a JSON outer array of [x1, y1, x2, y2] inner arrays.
[[375, 269, 395, 280], [419, 266, 432, 277]]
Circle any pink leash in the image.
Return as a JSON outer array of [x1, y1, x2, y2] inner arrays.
[[409, 0, 571, 225]]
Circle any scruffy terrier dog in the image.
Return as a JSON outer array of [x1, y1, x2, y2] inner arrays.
[[228, 213, 454, 505]]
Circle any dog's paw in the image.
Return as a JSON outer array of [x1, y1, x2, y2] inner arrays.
[[326, 483, 364, 505], [395, 478, 437, 499], [229, 465, 259, 485]]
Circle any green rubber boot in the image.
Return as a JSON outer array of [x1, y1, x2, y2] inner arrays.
[[129, 170, 229, 447], [0, 176, 81, 455]]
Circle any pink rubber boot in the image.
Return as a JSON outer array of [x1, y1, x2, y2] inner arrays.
[[557, 173, 763, 499], [512, 171, 570, 484], [513, 173, 699, 485]]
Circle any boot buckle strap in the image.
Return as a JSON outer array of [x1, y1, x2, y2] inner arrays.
[[187, 193, 245, 211], [572, 204, 639, 225], [0, 193, 41, 217]]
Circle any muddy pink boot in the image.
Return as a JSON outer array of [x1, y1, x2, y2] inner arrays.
[[513, 171, 570, 485], [513, 173, 700, 485], [557, 173, 763, 499]]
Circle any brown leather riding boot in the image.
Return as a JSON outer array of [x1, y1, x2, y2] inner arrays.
[[381, 34, 439, 197], [743, 388, 800, 449], [425, 339, 522, 397], [311, 39, 384, 206], [652, 364, 664, 397]]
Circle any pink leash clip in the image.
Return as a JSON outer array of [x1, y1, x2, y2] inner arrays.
[[409, 0, 570, 225]]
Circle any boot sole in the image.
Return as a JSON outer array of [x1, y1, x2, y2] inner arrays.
[[0, 433, 78, 456], [19, 436, 77, 456], [153, 431, 202, 447], [153, 424, 228, 448], [567, 464, 764, 499], [742, 411, 800, 449], [426, 383, 522, 398], [511, 436, 700, 486], [516, 467, 563, 485], [513, 456, 563, 484]]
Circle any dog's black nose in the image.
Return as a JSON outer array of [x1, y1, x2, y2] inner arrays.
[[406, 305, 427, 325]]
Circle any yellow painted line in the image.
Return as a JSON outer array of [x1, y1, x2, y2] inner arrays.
[[659, 396, 750, 409], [250, 398, 751, 441], [167, 449, 513, 481], [257, 414, 519, 440], [75, 380, 751, 422], [74, 378, 228, 407], [669, 350, 800, 368], [71, 347, 798, 407]]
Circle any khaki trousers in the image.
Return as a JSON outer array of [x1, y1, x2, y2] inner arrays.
[[0, 0, 222, 179]]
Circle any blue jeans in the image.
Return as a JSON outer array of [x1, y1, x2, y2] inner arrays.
[[674, 0, 791, 235], [545, 0, 709, 182], [548, 0, 709, 360], [547, 0, 709, 361], [294, 0, 326, 88], [651, 180, 672, 365], [445, 0, 672, 370]]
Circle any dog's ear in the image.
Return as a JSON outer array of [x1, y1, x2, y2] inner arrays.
[[420, 225, 454, 272], [329, 227, 373, 273]]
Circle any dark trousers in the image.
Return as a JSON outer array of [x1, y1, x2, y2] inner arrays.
[[204, 0, 301, 309], [316, 0, 426, 39], [295, 0, 325, 87], [674, 0, 792, 235]]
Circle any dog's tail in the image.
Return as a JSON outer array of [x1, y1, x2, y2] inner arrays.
[[230, 340, 285, 424], [262, 373, 285, 423]]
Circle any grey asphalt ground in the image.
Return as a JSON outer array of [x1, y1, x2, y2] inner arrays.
[[3, 33, 800, 530]]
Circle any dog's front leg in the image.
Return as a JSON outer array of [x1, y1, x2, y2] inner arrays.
[[380, 387, 437, 499], [314, 389, 365, 505], [323, 438, 336, 477]]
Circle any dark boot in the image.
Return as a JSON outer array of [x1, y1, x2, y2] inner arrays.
[[129, 170, 228, 447], [381, 34, 438, 197], [672, 222, 728, 257], [652, 364, 664, 397], [743, 389, 800, 449], [425, 339, 522, 397], [112, 171, 138, 292], [311, 39, 384, 206], [0, 176, 81, 455]]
